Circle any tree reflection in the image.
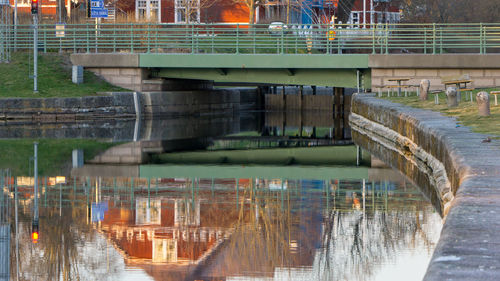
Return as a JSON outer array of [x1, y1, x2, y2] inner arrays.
[[7, 176, 441, 281], [11, 184, 124, 281]]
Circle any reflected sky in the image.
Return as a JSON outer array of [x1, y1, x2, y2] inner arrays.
[[1, 169, 442, 281]]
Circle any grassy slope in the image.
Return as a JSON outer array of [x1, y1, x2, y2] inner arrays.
[[382, 89, 500, 137], [0, 52, 124, 98], [0, 139, 116, 176]]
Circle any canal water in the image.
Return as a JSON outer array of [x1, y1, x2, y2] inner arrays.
[[0, 112, 442, 281]]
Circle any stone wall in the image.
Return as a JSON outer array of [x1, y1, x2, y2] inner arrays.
[[0, 90, 243, 123], [369, 54, 500, 91], [371, 68, 500, 91], [87, 68, 149, 91], [349, 94, 500, 280]]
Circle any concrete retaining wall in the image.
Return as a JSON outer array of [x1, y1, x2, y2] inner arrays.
[[350, 94, 500, 280]]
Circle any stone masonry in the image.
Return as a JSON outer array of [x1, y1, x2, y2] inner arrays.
[[350, 94, 500, 280], [369, 54, 500, 91]]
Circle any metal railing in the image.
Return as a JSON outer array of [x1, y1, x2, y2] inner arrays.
[[4, 23, 500, 55]]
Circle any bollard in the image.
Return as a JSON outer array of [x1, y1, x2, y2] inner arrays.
[[477, 91, 490, 117], [419, 79, 430, 101], [446, 87, 458, 107]]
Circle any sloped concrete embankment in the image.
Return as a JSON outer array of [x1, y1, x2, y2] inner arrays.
[[349, 94, 500, 280], [0, 90, 242, 123]]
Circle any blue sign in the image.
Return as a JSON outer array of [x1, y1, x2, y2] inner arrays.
[[90, 0, 108, 18], [91, 202, 109, 222]]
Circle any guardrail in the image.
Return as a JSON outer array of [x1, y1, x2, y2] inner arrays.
[[4, 23, 500, 55]]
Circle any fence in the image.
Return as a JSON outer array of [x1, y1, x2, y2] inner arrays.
[[3, 23, 500, 55]]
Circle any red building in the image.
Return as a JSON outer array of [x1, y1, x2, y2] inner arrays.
[[348, 0, 400, 27]]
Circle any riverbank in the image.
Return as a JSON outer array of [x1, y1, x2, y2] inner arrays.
[[350, 93, 500, 280], [0, 52, 123, 98], [381, 89, 500, 137]]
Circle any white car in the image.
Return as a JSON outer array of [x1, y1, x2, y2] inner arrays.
[[268, 22, 288, 35]]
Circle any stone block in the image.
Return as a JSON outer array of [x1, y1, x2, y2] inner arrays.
[[371, 68, 394, 77], [371, 77, 382, 87], [108, 147, 134, 155], [97, 155, 121, 163], [439, 69, 462, 77], [119, 156, 143, 164], [120, 68, 141, 76], [100, 68, 121, 76], [463, 69, 484, 77], [484, 69, 500, 77], [416, 69, 438, 77], [110, 76, 133, 85], [394, 69, 416, 77], [473, 78, 495, 88]]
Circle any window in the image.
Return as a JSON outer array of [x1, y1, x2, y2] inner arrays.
[[175, 0, 200, 23]]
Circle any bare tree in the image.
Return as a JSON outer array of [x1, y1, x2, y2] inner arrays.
[[399, 0, 500, 23], [179, 0, 222, 23]]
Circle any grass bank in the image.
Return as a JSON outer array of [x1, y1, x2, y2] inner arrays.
[[0, 52, 124, 98], [0, 139, 117, 176], [381, 88, 500, 137]]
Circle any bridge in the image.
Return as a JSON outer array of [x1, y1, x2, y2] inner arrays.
[[3, 23, 500, 91]]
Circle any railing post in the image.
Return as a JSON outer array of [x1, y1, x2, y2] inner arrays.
[[372, 26, 375, 54], [327, 26, 331, 54], [211, 26, 215, 54], [280, 24, 284, 54], [73, 26, 76, 53], [43, 26, 46, 53], [130, 23, 134, 53], [385, 22, 388, 54], [432, 23, 436, 54], [424, 27, 427, 54], [439, 26, 443, 54], [147, 23, 151, 53], [480, 23, 484, 54], [236, 23, 240, 54], [86, 24, 90, 53], [190, 24, 194, 54], [253, 25, 256, 54], [113, 27, 116, 53]]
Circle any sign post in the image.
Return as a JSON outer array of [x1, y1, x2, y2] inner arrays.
[[89, 0, 108, 53]]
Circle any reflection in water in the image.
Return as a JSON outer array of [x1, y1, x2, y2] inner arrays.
[[3, 170, 442, 281]]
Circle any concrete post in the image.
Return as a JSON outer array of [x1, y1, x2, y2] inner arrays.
[[419, 79, 430, 101], [72, 65, 83, 84], [477, 91, 490, 117], [446, 87, 458, 108]]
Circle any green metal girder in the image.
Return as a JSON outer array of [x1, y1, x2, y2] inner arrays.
[[142, 54, 370, 87], [139, 54, 370, 69], [156, 68, 371, 88], [139, 164, 369, 180]]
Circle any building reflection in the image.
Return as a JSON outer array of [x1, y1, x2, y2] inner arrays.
[[3, 172, 441, 281]]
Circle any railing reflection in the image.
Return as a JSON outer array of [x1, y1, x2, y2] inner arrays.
[[2, 170, 441, 280]]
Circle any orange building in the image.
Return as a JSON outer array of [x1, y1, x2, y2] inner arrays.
[[136, 0, 258, 23], [8, 0, 72, 17]]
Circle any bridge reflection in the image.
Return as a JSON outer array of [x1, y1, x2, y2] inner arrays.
[[3, 167, 441, 281]]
